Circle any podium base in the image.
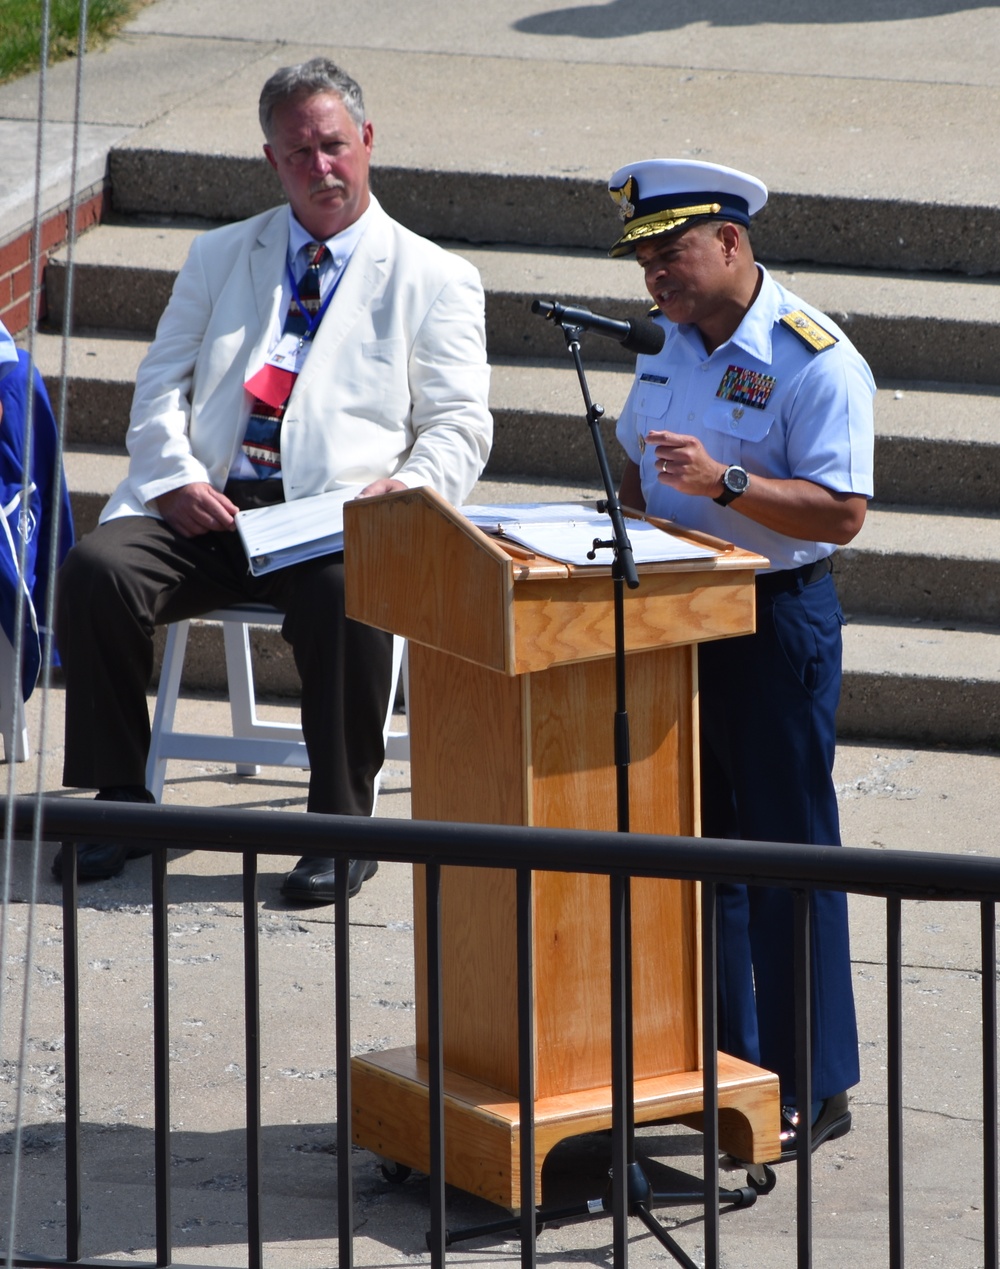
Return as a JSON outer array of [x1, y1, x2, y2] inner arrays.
[[351, 1045, 780, 1209]]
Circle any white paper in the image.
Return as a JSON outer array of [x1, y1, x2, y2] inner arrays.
[[235, 485, 364, 575], [462, 502, 716, 567]]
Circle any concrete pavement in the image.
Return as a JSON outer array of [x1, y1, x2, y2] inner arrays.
[[3, 684, 1000, 1267]]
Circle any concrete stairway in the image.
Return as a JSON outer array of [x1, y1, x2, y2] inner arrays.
[[37, 161, 1000, 747]]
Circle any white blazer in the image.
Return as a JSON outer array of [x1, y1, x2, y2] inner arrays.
[[102, 198, 492, 521]]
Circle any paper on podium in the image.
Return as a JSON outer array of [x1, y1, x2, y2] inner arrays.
[[235, 484, 364, 575], [462, 502, 718, 567]]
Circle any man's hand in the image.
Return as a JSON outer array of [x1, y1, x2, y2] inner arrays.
[[648, 430, 726, 498], [156, 483, 240, 537], [357, 478, 408, 498], [647, 429, 866, 544]]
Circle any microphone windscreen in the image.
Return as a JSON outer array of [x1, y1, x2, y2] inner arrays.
[[622, 319, 665, 357]]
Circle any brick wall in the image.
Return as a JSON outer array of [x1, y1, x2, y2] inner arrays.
[[0, 182, 109, 335]]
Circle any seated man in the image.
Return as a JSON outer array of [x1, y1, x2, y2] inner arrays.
[[52, 58, 492, 900]]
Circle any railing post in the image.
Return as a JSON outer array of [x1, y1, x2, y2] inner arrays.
[[516, 865, 537, 1269], [151, 847, 171, 1268], [335, 857, 354, 1269], [886, 896, 904, 1269], [982, 901, 998, 1269], [701, 880, 720, 1266], [609, 872, 630, 1267], [425, 861, 446, 1267], [242, 853, 263, 1269], [793, 889, 812, 1269], [60, 861, 81, 1264]]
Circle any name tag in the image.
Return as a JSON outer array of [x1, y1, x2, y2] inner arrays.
[[267, 331, 311, 375]]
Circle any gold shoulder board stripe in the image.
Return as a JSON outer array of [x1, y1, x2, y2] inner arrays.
[[781, 310, 838, 353]]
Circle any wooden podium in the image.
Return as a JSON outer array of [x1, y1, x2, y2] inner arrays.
[[344, 488, 780, 1208]]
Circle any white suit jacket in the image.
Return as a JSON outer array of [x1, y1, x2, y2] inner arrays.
[[102, 198, 492, 521]]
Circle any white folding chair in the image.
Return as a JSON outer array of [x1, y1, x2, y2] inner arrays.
[[0, 626, 30, 762], [145, 603, 408, 802]]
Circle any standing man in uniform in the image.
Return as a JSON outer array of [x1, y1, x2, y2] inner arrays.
[[52, 58, 492, 901], [609, 159, 873, 1159]]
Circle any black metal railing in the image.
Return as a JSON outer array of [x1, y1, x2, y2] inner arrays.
[[3, 795, 999, 1269]]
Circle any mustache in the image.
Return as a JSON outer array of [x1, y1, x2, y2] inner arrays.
[[310, 174, 347, 195]]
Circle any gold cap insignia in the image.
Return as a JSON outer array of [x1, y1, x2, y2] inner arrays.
[[610, 176, 636, 223]]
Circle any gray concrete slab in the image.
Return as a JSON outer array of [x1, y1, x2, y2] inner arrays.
[[125, 0, 1000, 90]]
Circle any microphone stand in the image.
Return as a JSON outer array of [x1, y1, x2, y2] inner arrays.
[[435, 319, 758, 1266]]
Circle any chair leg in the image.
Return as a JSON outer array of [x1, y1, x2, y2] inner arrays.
[[145, 620, 192, 801], [383, 639, 410, 765], [0, 628, 30, 763], [221, 618, 262, 777]]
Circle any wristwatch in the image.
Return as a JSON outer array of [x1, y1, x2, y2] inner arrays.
[[713, 464, 750, 506]]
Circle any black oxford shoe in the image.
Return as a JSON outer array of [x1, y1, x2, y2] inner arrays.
[[51, 787, 156, 882], [280, 857, 379, 904], [776, 1091, 852, 1162]]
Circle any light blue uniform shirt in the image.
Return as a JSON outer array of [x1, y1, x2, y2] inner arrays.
[[615, 266, 875, 572]]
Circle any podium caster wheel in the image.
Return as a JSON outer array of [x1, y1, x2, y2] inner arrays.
[[746, 1164, 777, 1194], [378, 1158, 412, 1184]]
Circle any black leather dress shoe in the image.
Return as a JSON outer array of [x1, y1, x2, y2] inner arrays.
[[280, 857, 379, 904], [776, 1091, 852, 1161], [51, 787, 157, 882]]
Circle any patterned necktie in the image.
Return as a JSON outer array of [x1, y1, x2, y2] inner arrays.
[[242, 242, 328, 478]]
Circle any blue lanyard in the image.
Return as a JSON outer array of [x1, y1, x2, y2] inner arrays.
[[284, 252, 347, 346]]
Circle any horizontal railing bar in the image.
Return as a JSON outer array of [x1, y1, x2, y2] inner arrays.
[[6, 796, 1000, 902]]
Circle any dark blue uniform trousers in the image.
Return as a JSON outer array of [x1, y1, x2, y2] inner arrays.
[[698, 568, 860, 1106]]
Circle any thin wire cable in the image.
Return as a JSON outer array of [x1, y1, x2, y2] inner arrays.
[[2, 3, 87, 1265]]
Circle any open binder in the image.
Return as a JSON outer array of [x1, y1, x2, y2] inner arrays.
[[234, 484, 363, 575]]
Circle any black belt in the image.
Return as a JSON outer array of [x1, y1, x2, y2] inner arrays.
[[755, 556, 832, 598], [224, 478, 285, 512]]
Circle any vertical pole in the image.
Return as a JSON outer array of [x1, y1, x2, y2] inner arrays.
[[151, 849, 171, 1267], [886, 897, 904, 1269], [517, 866, 537, 1269], [243, 854, 263, 1269], [335, 858, 354, 1268], [425, 862, 446, 1267]]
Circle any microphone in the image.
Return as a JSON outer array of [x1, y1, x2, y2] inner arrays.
[[531, 298, 665, 357]]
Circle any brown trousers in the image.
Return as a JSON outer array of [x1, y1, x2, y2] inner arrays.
[[55, 485, 393, 816]]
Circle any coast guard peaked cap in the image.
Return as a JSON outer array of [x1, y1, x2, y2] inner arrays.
[[608, 159, 768, 257]]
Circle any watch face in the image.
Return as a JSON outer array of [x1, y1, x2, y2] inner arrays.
[[725, 466, 749, 494]]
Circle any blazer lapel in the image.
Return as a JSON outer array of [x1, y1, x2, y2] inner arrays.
[[245, 210, 290, 379]]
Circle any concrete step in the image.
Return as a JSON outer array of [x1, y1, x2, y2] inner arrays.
[[466, 246, 1000, 386], [46, 225, 1000, 385], [35, 331, 1000, 515], [34, 330, 146, 447], [839, 617, 1000, 749], [150, 614, 1000, 750], [63, 445, 127, 538], [836, 506, 1000, 625], [104, 143, 1000, 276]]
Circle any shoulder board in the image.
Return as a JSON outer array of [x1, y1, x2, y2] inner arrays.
[[780, 310, 838, 353]]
